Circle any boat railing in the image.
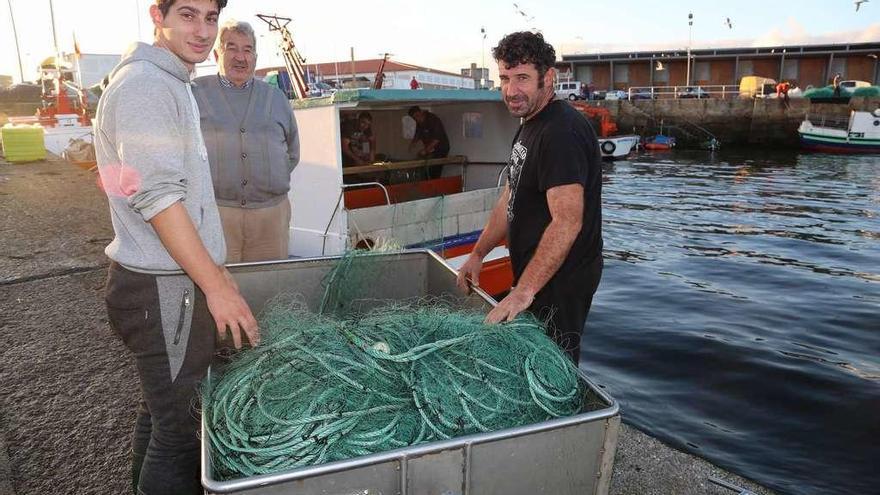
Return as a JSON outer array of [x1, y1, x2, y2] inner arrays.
[[804, 114, 849, 130], [625, 85, 741, 100]]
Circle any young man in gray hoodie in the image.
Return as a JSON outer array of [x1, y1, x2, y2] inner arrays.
[[94, 1, 259, 493]]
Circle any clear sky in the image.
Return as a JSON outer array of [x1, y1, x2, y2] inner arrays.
[[1, 0, 877, 83]]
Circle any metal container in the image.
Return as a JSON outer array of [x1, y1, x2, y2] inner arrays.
[[203, 250, 620, 495]]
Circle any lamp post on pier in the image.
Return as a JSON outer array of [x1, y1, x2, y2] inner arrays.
[[686, 11, 693, 86]]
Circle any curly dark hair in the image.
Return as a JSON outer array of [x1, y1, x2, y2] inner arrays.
[[492, 31, 556, 83], [156, 0, 228, 16]]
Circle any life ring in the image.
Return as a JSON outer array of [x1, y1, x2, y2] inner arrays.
[[600, 141, 616, 155], [873, 108, 880, 118]]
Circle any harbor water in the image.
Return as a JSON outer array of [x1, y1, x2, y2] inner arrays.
[[584, 150, 879, 494]]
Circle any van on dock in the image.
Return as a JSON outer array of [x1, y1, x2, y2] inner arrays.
[[555, 81, 585, 100], [739, 76, 777, 98]]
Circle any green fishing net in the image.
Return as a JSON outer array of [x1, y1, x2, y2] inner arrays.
[[203, 252, 588, 481]]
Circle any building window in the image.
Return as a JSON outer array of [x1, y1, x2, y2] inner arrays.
[[830, 58, 846, 78], [613, 64, 629, 83], [576, 66, 592, 84], [736, 60, 754, 80], [653, 63, 669, 83], [782, 60, 799, 81], [695, 62, 710, 82]]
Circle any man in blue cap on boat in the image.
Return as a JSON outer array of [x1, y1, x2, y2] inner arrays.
[[457, 31, 603, 365]]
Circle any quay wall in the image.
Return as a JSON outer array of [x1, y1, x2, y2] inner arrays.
[[595, 97, 880, 147]]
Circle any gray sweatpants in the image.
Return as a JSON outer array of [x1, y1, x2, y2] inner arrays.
[[105, 262, 216, 495]]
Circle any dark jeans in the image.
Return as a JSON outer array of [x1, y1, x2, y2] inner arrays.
[[528, 255, 603, 365], [105, 263, 216, 495]]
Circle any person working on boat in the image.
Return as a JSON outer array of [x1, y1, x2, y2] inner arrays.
[[94, 1, 259, 493], [832, 73, 842, 97], [193, 20, 300, 263], [456, 31, 603, 365], [408, 105, 450, 179], [341, 111, 377, 166]]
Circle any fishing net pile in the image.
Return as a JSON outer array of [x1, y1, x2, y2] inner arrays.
[[203, 252, 587, 480], [852, 86, 880, 98], [803, 85, 836, 98], [803, 85, 880, 98]]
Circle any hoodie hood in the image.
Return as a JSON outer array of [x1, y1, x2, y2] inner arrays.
[[110, 42, 192, 84]]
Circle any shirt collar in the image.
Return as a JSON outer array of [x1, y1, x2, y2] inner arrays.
[[218, 74, 254, 89]]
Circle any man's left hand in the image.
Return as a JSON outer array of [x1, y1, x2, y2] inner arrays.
[[485, 287, 535, 324]]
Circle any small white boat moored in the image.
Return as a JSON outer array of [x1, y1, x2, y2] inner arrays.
[[798, 108, 880, 154]]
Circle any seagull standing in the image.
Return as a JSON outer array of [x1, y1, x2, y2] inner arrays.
[[855, 0, 868, 11]]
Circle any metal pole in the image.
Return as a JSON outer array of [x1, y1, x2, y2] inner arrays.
[[686, 12, 693, 86], [49, 0, 59, 60], [6, 0, 25, 82], [350, 47, 356, 87], [480, 26, 486, 89]]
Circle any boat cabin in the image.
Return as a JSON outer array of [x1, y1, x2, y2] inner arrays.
[[288, 89, 520, 293]]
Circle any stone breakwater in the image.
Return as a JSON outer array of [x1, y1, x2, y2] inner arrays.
[[595, 97, 880, 147]]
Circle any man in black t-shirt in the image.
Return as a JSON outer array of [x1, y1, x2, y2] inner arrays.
[[456, 31, 603, 365]]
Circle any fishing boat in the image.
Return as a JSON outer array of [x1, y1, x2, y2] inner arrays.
[[288, 89, 516, 296], [570, 101, 640, 159], [643, 134, 676, 151], [798, 108, 880, 153]]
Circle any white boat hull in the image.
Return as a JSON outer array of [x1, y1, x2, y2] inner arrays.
[[598, 135, 639, 159]]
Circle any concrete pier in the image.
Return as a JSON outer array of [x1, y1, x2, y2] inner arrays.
[[596, 96, 880, 147]]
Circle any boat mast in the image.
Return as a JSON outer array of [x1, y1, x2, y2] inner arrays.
[[6, 0, 25, 82]]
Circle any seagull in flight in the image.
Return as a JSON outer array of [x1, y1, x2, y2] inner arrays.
[[724, 17, 733, 29], [855, 0, 868, 11]]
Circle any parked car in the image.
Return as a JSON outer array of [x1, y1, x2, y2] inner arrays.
[[554, 81, 585, 100], [308, 81, 336, 98], [629, 88, 658, 100], [603, 90, 628, 101], [677, 86, 711, 99], [589, 90, 607, 100]]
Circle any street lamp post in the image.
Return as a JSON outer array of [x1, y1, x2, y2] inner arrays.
[[686, 12, 693, 86], [480, 26, 487, 89]]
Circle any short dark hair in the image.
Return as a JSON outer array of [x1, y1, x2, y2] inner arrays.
[[407, 106, 421, 117], [492, 31, 556, 80], [357, 111, 372, 122], [156, 0, 227, 16]]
